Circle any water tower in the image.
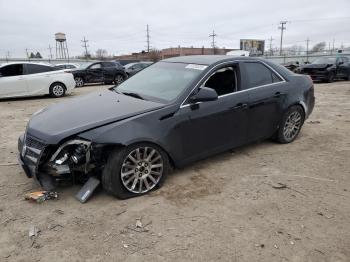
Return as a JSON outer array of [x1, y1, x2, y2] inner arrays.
[[55, 32, 69, 59]]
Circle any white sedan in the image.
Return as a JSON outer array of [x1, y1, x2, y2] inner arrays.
[[0, 62, 76, 98]]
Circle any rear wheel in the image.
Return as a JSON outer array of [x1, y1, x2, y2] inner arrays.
[[74, 77, 84, 87], [102, 143, 170, 199], [276, 106, 305, 144], [49, 83, 66, 98]]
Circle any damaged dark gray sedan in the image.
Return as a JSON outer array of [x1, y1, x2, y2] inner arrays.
[[18, 55, 315, 199]]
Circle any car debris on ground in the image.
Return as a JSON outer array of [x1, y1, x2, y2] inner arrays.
[[25, 191, 58, 203]]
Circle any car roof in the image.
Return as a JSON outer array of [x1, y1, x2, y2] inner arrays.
[[162, 55, 259, 65], [0, 61, 53, 67]]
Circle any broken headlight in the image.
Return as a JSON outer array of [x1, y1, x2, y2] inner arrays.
[[50, 139, 91, 166]]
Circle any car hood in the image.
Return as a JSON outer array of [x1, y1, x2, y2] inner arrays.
[[27, 90, 165, 144]]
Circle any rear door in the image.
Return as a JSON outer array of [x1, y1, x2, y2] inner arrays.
[[337, 57, 349, 77], [0, 64, 27, 97], [241, 61, 287, 142], [23, 64, 54, 95]]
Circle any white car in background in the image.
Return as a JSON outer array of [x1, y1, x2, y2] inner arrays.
[[0, 62, 76, 99]]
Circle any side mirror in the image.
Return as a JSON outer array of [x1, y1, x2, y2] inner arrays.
[[189, 87, 218, 103]]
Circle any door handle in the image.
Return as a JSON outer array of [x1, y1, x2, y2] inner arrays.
[[273, 92, 285, 98], [231, 103, 248, 110]]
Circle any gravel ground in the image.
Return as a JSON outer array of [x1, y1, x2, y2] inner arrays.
[[0, 82, 349, 262]]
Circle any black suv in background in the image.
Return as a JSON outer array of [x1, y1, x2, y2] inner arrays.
[[299, 56, 350, 82], [72, 61, 127, 87]]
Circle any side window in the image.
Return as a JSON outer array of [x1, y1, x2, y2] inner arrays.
[[0, 64, 23, 77], [90, 63, 101, 69], [25, 64, 53, 74], [244, 62, 282, 89], [102, 62, 114, 68], [203, 65, 238, 96]]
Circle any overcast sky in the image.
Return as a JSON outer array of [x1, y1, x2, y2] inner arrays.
[[0, 0, 349, 58]]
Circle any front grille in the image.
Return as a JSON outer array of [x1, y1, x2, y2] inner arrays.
[[24, 134, 46, 164]]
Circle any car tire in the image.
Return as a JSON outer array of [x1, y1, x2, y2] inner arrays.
[[49, 83, 66, 98], [114, 74, 125, 85], [276, 105, 305, 144], [327, 72, 335, 83], [102, 143, 170, 199], [75, 77, 84, 87]]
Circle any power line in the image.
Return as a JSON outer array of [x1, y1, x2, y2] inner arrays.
[[278, 21, 287, 55], [209, 30, 217, 54], [81, 36, 89, 59], [146, 24, 150, 53]]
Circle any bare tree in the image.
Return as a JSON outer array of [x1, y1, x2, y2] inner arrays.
[[311, 42, 326, 53], [96, 49, 108, 60], [148, 49, 161, 62]]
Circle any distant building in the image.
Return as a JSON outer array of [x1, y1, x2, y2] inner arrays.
[[114, 46, 236, 62]]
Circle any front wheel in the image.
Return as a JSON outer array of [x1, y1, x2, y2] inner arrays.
[[74, 77, 84, 87], [114, 74, 125, 85], [49, 83, 66, 98], [327, 72, 335, 83], [276, 106, 305, 144], [102, 143, 170, 199]]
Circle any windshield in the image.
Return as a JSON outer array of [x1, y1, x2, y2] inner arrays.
[[124, 63, 136, 69], [116, 62, 204, 102], [312, 57, 336, 64], [78, 62, 94, 69]]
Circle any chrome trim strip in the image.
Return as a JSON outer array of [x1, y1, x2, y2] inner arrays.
[[26, 146, 41, 155], [180, 60, 287, 108]]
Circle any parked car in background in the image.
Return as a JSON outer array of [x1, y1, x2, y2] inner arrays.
[[124, 61, 153, 76], [0, 62, 75, 98], [283, 61, 300, 73], [298, 56, 350, 82], [18, 56, 314, 199], [54, 63, 80, 70], [72, 61, 127, 87]]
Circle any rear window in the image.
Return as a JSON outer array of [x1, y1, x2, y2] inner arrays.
[[25, 64, 53, 74], [244, 62, 282, 89], [0, 64, 23, 77]]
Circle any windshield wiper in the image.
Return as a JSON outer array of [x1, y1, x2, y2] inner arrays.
[[121, 92, 145, 100]]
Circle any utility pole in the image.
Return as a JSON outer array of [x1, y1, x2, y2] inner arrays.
[[48, 45, 53, 60], [278, 21, 287, 56], [5, 51, 10, 62], [146, 24, 150, 53], [332, 38, 335, 54], [209, 30, 217, 54], [306, 38, 310, 63], [81, 36, 89, 60], [25, 48, 29, 60], [268, 36, 274, 56]]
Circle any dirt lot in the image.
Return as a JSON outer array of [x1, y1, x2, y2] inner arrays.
[[0, 82, 349, 262]]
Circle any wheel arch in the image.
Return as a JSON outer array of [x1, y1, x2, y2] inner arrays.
[[97, 140, 176, 169]]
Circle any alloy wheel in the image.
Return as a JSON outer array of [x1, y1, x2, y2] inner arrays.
[[283, 111, 302, 142], [121, 146, 163, 194], [75, 77, 84, 87], [115, 75, 124, 85], [52, 85, 64, 97]]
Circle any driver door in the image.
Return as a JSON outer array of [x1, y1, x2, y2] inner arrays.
[[173, 63, 249, 163], [86, 63, 103, 83]]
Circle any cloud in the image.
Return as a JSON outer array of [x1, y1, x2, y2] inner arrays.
[[0, 0, 349, 58]]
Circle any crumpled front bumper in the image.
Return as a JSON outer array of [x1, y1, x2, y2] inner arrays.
[[18, 134, 35, 178]]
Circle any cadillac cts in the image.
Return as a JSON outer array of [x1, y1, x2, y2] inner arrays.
[[18, 56, 315, 199]]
